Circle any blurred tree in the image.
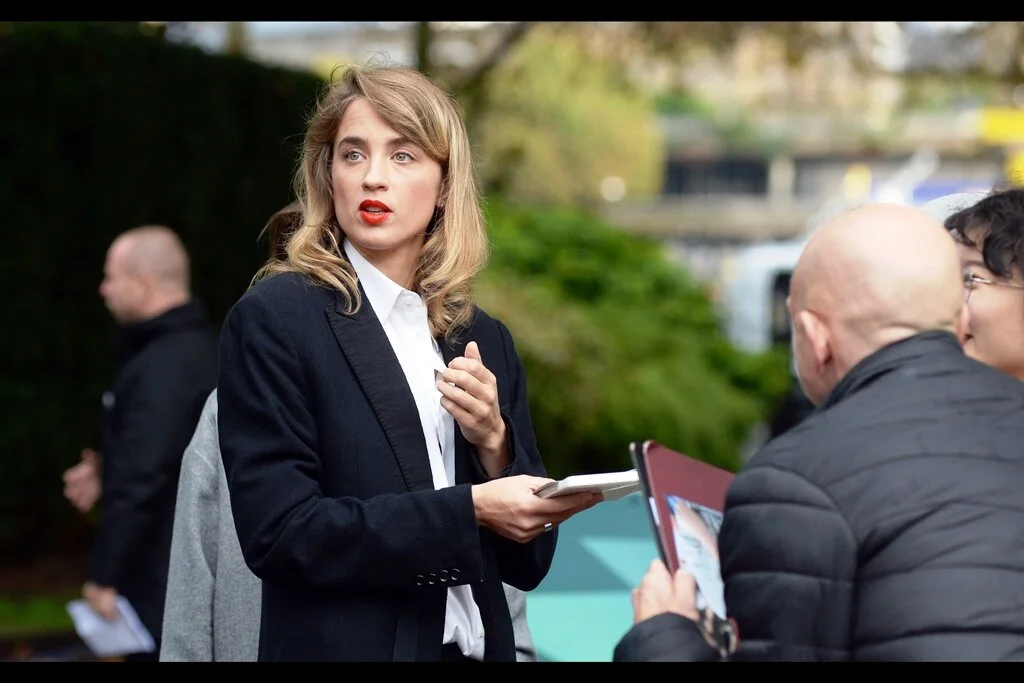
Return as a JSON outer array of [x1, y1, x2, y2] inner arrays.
[[469, 24, 665, 207], [414, 21, 435, 76], [225, 21, 247, 55], [138, 21, 166, 39], [897, 22, 1024, 93], [980, 22, 1024, 82], [413, 21, 535, 127], [629, 22, 879, 72]]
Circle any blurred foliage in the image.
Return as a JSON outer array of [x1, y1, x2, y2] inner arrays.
[[631, 22, 879, 72], [476, 200, 791, 478], [472, 24, 665, 208], [907, 22, 1024, 84], [653, 91, 716, 117], [0, 595, 75, 638]]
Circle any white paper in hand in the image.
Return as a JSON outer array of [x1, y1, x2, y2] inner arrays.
[[534, 469, 640, 501], [66, 596, 155, 658]]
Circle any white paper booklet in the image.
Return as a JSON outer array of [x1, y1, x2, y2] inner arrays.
[[666, 494, 726, 618], [66, 595, 156, 658], [534, 469, 640, 501]]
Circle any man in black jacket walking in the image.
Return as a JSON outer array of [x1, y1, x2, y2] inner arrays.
[[62, 225, 218, 659], [615, 202, 1024, 662]]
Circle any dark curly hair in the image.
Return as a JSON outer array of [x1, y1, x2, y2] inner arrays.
[[944, 185, 1024, 280]]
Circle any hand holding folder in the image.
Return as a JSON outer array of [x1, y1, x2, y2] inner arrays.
[[630, 440, 734, 618]]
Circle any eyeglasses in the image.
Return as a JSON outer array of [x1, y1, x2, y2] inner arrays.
[[962, 269, 1024, 302]]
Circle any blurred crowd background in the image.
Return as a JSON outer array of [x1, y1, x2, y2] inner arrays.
[[2, 20, 1022, 659]]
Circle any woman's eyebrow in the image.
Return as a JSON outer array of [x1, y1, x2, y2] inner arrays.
[[336, 135, 415, 150]]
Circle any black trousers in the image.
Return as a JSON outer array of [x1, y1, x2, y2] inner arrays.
[[124, 650, 159, 662], [441, 643, 480, 662]]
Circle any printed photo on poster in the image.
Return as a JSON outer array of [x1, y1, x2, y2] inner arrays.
[[667, 494, 727, 619]]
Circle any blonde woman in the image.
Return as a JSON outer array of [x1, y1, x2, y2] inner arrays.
[[160, 389, 542, 662], [162, 203, 541, 662], [216, 62, 599, 662]]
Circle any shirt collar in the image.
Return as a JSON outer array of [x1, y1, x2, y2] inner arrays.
[[343, 238, 417, 322]]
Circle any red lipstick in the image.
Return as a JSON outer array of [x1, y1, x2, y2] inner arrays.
[[359, 199, 391, 225]]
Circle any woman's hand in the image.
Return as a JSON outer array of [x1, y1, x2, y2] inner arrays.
[[437, 341, 509, 476], [471, 475, 603, 542]]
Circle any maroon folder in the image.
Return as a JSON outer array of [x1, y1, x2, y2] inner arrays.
[[630, 439, 735, 573]]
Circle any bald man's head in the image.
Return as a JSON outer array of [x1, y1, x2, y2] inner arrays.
[[119, 226, 191, 290], [99, 225, 192, 324], [787, 203, 965, 405]]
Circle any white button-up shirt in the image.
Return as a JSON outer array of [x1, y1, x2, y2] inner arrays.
[[344, 239, 486, 660]]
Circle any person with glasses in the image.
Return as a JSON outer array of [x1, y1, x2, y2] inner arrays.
[[923, 188, 1024, 382]]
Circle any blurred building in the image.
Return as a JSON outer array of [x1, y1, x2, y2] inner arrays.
[[595, 22, 1018, 312]]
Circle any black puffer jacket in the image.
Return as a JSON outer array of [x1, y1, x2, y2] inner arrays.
[[616, 331, 1024, 662]]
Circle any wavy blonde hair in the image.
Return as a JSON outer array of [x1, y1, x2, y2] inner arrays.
[[254, 62, 489, 342]]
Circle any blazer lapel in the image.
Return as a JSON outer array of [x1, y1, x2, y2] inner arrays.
[[325, 289, 434, 493]]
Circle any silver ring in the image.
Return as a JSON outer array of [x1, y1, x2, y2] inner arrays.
[[543, 522, 553, 532]]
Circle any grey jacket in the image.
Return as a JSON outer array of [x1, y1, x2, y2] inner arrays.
[[160, 390, 538, 662]]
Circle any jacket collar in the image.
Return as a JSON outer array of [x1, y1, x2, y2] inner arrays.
[[115, 299, 208, 364], [818, 329, 963, 410], [342, 238, 411, 323]]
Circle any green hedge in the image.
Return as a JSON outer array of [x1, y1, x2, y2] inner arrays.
[[477, 200, 790, 478], [0, 22, 324, 558]]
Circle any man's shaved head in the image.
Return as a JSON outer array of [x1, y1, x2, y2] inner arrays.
[[99, 225, 192, 324], [116, 225, 191, 292], [788, 203, 965, 405]]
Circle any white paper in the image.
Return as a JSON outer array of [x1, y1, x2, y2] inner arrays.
[[534, 469, 640, 501], [66, 596, 155, 658], [666, 494, 727, 618]]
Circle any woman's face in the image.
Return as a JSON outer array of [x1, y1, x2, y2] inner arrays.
[[331, 98, 443, 284], [957, 240, 1024, 381]]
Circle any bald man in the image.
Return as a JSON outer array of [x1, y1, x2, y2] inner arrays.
[[62, 225, 218, 660], [615, 203, 1024, 662]]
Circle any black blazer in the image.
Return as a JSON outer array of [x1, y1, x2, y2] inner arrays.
[[217, 271, 556, 661]]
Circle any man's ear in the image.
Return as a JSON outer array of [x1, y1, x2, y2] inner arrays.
[[795, 310, 832, 371]]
